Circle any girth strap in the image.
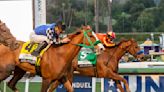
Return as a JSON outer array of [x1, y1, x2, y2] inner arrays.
[[93, 66, 98, 77]]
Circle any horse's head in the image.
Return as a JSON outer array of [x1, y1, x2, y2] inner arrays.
[[119, 39, 144, 61], [0, 20, 19, 50], [82, 26, 105, 51]]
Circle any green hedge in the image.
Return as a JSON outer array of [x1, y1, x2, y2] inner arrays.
[[119, 68, 164, 74]]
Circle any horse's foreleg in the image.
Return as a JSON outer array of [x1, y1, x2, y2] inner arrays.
[[64, 79, 74, 92], [48, 79, 73, 92], [107, 69, 130, 92], [59, 75, 73, 92], [7, 66, 26, 92], [115, 80, 124, 92], [48, 81, 60, 92], [41, 78, 51, 92], [62, 67, 74, 92], [48, 69, 74, 92]]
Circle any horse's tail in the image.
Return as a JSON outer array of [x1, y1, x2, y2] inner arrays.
[[0, 20, 20, 50]]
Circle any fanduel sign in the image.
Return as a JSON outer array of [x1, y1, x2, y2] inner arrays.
[[103, 75, 164, 92], [56, 75, 94, 92], [72, 82, 92, 88]]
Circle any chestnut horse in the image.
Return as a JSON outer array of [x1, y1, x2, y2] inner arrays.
[[7, 39, 144, 92], [0, 21, 103, 92], [48, 39, 144, 92]]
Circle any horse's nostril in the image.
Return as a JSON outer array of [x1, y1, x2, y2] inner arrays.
[[100, 48, 104, 50]]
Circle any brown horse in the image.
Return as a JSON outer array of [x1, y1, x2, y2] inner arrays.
[[46, 38, 144, 92], [7, 39, 144, 92], [0, 20, 20, 82], [0, 21, 103, 92]]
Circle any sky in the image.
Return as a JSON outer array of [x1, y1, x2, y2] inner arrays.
[[0, 0, 33, 41]]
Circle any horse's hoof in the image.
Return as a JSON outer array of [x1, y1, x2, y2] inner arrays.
[[14, 89, 19, 92]]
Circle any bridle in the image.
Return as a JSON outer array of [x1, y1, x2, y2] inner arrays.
[[105, 40, 143, 66], [125, 40, 143, 58], [76, 29, 104, 49]]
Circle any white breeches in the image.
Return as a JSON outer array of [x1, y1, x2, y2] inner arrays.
[[29, 32, 49, 43]]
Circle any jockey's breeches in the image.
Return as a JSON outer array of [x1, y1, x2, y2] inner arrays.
[[29, 32, 50, 43]]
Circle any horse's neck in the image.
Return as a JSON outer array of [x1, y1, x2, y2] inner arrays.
[[107, 45, 126, 61], [51, 33, 84, 61]]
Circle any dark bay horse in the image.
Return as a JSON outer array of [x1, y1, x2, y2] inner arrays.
[[7, 39, 144, 92], [0, 21, 103, 92]]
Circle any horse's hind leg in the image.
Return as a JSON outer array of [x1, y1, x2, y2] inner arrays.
[[7, 66, 26, 92]]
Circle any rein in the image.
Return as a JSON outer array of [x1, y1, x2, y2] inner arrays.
[[105, 46, 119, 66], [126, 41, 144, 57], [76, 30, 101, 48], [105, 40, 143, 66]]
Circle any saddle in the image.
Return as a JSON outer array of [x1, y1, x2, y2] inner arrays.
[[19, 41, 50, 66]]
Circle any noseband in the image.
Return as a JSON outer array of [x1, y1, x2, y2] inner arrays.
[[126, 41, 144, 57]]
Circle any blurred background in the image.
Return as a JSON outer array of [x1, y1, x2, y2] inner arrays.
[[1, 0, 164, 92], [46, 0, 164, 62]]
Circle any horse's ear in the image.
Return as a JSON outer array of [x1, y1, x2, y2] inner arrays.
[[121, 40, 132, 49], [120, 38, 126, 41], [126, 41, 131, 46], [130, 38, 135, 41]]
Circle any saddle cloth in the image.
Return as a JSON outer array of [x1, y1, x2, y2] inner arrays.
[[19, 41, 48, 66], [78, 47, 97, 67]]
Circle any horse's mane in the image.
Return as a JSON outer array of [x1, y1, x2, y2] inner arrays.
[[105, 38, 134, 49], [67, 25, 91, 40], [0, 20, 19, 50], [67, 28, 82, 39], [116, 38, 136, 46]]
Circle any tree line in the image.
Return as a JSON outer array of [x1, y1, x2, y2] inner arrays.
[[46, 0, 164, 33]]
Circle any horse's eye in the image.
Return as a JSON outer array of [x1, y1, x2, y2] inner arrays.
[[135, 46, 138, 48], [89, 35, 93, 37]]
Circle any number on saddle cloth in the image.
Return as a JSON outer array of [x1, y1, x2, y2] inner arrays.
[[19, 41, 46, 65], [78, 47, 97, 67]]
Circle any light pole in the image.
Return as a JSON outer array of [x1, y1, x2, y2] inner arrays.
[[62, 3, 66, 23], [94, 0, 99, 33], [151, 33, 155, 51], [107, 0, 113, 31], [154, 0, 161, 7]]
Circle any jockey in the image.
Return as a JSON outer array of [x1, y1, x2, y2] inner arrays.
[[96, 31, 116, 47], [30, 21, 70, 56]]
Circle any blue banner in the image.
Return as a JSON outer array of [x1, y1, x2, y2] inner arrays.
[[104, 75, 164, 92]]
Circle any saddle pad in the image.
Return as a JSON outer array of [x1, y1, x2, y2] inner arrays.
[[78, 47, 97, 67], [19, 41, 44, 65]]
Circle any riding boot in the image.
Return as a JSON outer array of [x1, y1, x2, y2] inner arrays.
[[31, 41, 48, 56]]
